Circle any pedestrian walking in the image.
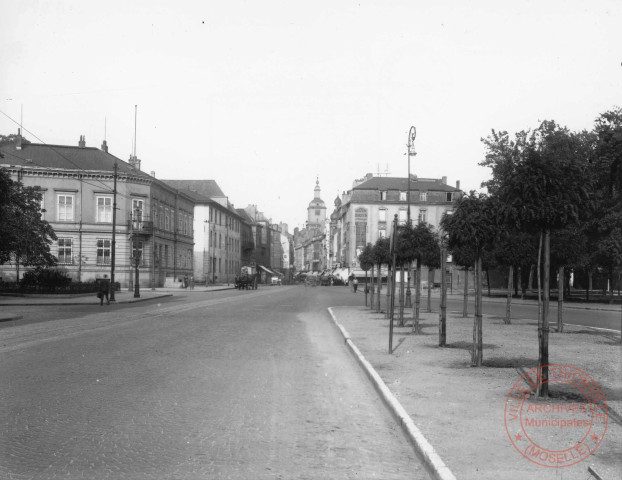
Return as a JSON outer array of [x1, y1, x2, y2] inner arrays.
[[183, 274, 189, 289], [98, 275, 110, 305], [189, 275, 194, 290], [353, 277, 359, 293]]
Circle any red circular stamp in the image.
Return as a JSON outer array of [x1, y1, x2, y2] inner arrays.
[[504, 364, 608, 468]]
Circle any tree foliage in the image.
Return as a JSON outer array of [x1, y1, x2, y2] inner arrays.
[[0, 168, 57, 269]]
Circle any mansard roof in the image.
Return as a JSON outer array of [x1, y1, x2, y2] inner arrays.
[[353, 176, 460, 193]]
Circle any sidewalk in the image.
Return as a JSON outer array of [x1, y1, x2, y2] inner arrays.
[[330, 304, 622, 480], [0, 285, 235, 321]]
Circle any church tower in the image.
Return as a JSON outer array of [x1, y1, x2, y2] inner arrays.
[[306, 177, 326, 231]]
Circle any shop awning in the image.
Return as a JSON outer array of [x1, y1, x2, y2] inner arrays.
[[257, 265, 276, 276]]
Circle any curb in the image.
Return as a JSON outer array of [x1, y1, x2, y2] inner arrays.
[[0, 294, 173, 307], [327, 307, 457, 480], [0, 315, 23, 323]]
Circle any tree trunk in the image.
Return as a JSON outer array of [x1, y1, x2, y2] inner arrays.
[[370, 265, 375, 309], [385, 264, 391, 317], [427, 269, 434, 312], [538, 229, 550, 398], [439, 251, 447, 346], [557, 266, 564, 332], [398, 264, 405, 327], [528, 264, 534, 293], [514, 266, 519, 297], [486, 268, 491, 297], [376, 264, 382, 313], [412, 259, 421, 334], [587, 269, 592, 302], [505, 265, 513, 324], [472, 255, 483, 366], [463, 266, 469, 317]]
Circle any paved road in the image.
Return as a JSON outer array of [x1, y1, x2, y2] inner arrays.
[[0, 286, 426, 479]]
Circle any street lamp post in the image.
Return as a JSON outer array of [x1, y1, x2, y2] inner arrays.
[[406, 126, 417, 308]]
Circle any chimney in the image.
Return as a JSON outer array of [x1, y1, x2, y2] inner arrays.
[[128, 154, 141, 170], [101, 140, 108, 153], [150, 171, 156, 178], [441, 176, 447, 185], [79, 135, 86, 148], [456, 180, 461, 190], [15, 128, 22, 150]]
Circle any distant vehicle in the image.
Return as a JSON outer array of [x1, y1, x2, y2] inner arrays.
[[235, 265, 259, 290], [270, 276, 282, 286]]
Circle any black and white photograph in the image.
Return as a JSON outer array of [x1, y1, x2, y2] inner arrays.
[[1, 1, 621, 478]]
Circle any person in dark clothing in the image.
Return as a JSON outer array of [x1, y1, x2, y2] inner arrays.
[[99, 275, 110, 305], [353, 277, 359, 293]]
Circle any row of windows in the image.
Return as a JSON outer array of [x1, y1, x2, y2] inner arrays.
[[57, 238, 193, 270], [209, 207, 241, 233], [377, 209, 427, 223], [56, 238, 135, 265], [209, 231, 241, 251], [380, 191, 454, 202]]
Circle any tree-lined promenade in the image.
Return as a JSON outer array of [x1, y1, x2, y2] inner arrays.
[[359, 108, 622, 397]]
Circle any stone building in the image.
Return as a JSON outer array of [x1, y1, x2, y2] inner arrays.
[[0, 132, 195, 287]]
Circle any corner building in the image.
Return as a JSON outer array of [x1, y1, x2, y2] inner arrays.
[[329, 173, 462, 274]]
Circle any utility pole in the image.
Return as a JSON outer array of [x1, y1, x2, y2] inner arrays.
[[110, 160, 118, 302]]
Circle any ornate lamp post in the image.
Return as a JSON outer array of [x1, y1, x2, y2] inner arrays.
[[405, 126, 417, 308]]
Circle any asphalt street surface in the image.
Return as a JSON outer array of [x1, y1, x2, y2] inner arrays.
[[0, 286, 427, 480]]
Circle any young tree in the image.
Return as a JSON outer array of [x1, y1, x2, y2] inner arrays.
[[442, 192, 498, 366], [485, 121, 592, 395], [358, 243, 374, 308], [0, 169, 57, 276], [401, 222, 441, 334], [371, 237, 391, 313], [451, 244, 477, 317]]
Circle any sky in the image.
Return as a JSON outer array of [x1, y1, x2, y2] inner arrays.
[[1, 0, 620, 231]]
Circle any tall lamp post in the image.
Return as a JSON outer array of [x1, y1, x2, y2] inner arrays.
[[406, 126, 417, 308]]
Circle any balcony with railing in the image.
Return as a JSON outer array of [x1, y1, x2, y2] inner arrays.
[[127, 211, 153, 236]]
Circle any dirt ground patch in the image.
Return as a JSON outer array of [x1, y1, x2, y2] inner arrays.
[[333, 305, 622, 480]]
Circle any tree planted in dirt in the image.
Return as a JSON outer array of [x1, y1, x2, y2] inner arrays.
[[442, 192, 498, 366], [493, 230, 539, 324], [585, 108, 622, 303], [371, 237, 391, 313], [487, 121, 592, 395], [393, 222, 419, 326], [358, 243, 375, 308], [399, 222, 440, 334]]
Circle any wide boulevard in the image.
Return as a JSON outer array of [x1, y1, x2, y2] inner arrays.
[[0, 286, 425, 480]]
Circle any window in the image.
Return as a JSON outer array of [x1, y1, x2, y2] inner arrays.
[[96, 196, 113, 222], [164, 245, 169, 267], [132, 199, 144, 226], [398, 209, 407, 225], [380, 191, 387, 201], [418, 209, 427, 224], [420, 192, 427, 202], [355, 222, 366, 248], [57, 194, 74, 221], [165, 208, 170, 230], [399, 191, 407, 201], [446, 192, 454, 202], [378, 228, 386, 238], [378, 209, 387, 223], [57, 238, 73, 264], [315, 209, 320, 215], [131, 240, 144, 266], [96, 239, 111, 265]]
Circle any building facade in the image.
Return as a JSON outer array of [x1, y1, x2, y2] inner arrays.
[[0, 133, 195, 287], [163, 180, 246, 285], [330, 173, 462, 274]]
